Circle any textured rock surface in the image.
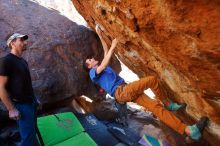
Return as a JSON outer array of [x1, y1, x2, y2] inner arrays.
[[0, 0, 120, 121], [71, 0, 220, 144]]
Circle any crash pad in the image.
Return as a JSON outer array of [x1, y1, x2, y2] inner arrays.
[[37, 112, 97, 146]]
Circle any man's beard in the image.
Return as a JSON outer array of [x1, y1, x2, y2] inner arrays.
[[22, 45, 27, 51]]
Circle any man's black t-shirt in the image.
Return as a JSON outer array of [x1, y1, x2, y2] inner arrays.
[[0, 53, 35, 103]]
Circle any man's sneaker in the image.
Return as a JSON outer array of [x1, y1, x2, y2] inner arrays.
[[166, 102, 187, 111], [186, 117, 209, 141]]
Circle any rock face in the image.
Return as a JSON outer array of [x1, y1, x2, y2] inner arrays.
[[71, 0, 220, 144], [0, 0, 120, 119], [0, 0, 94, 104]]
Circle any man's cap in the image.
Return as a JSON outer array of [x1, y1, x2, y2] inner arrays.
[[6, 33, 28, 47]]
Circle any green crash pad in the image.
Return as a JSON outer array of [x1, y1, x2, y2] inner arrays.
[[37, 112, 97, 146], [54, 132, 97, 146]]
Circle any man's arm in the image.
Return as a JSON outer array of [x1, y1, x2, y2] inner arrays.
[[96, 38, 118, 74], [0, 76, 20, 120], [96, 25, 108, 57], [0, 76, 14, 110]]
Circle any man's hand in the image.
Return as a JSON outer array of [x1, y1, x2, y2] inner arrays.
[[95, 24, 102, 35], [95, 24, 108, 56], [110, 38, 118, 50], [9, 108, 21, 120]]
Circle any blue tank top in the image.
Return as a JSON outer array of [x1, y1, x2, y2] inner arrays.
[[89, 66, 125, 96]]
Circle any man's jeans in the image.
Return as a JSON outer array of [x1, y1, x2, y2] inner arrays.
[[14, 101, 37, 146]]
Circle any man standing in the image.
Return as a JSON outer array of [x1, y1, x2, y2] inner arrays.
[[84, 26, 208, 142], [0, 33, 37, 146]]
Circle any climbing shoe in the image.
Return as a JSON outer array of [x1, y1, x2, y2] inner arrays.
[[186, 116, 209, 142], [166, 102, 187, 111]]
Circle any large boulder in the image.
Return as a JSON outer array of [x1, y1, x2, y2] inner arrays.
[[0, 0, 120, 121], [71, 0, 220, 144]]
